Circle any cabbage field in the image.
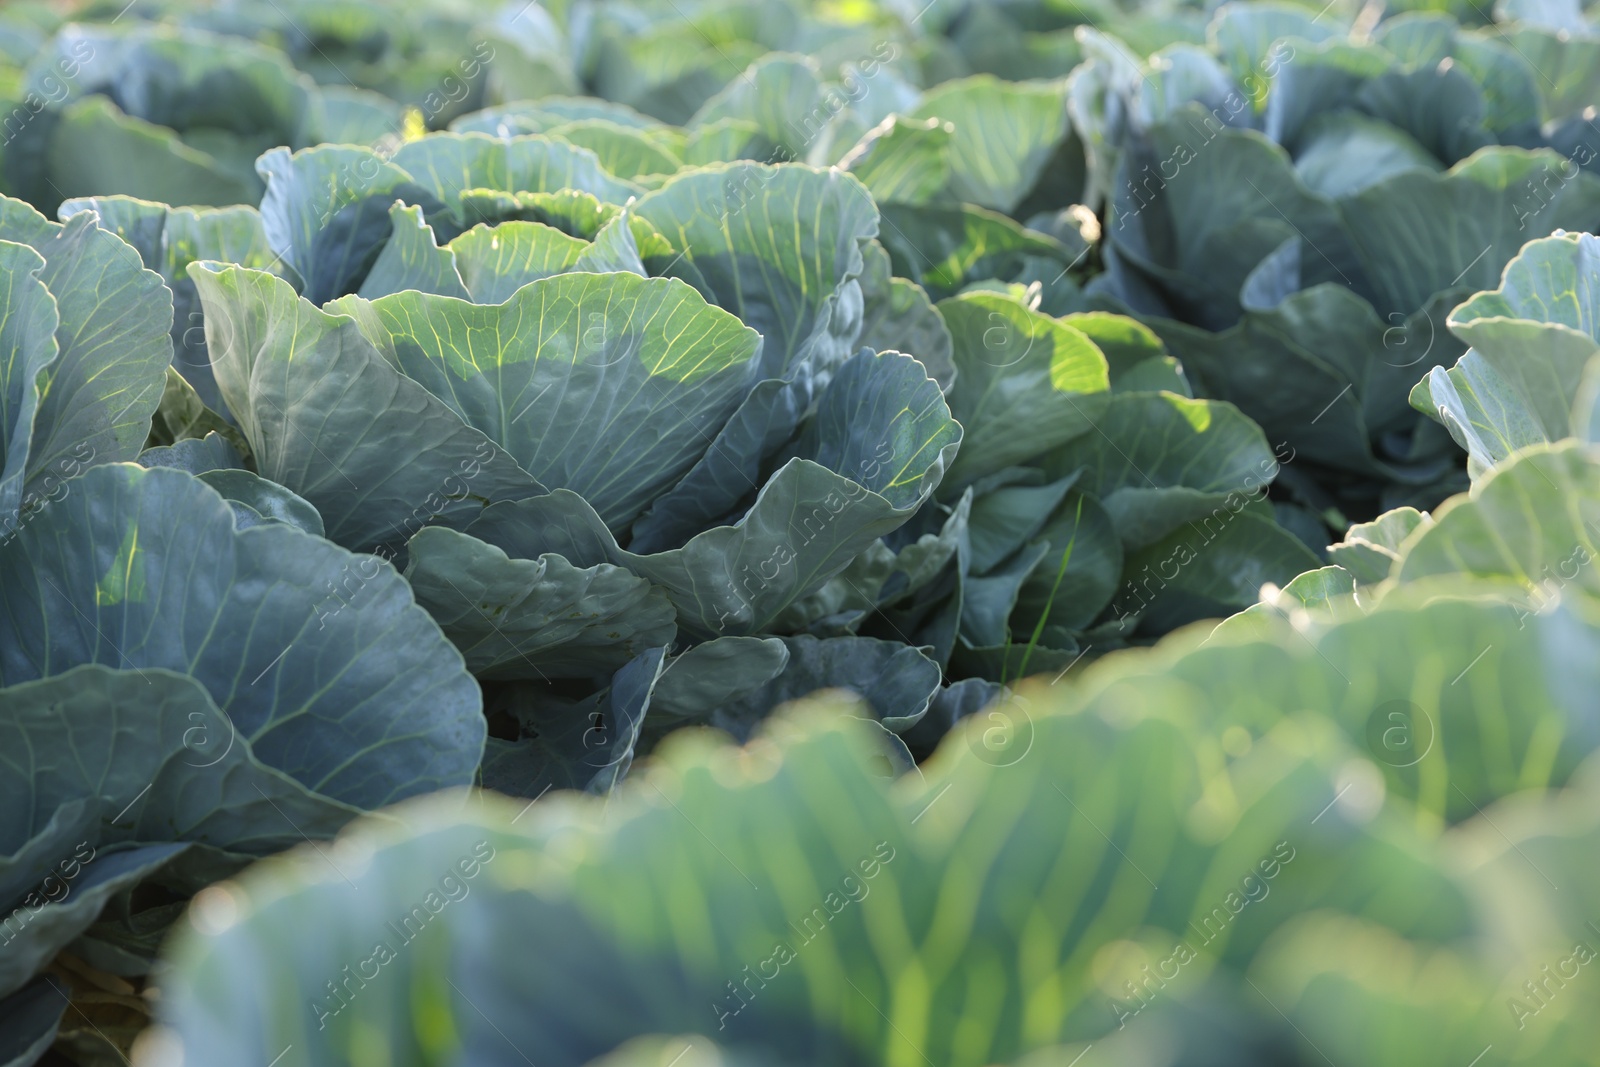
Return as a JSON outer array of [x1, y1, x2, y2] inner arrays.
[[0, 0, 1598, 1063]]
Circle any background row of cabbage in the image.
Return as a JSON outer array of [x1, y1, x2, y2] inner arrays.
[[0, 0, 1598, 1064]]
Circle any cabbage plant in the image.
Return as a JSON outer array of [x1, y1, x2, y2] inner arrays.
[[1073, 4, 1600, 520]]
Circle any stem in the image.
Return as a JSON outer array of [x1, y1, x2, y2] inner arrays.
[[1015, 497, 1085, 683]]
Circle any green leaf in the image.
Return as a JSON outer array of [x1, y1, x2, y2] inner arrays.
[[1106, 112, 1357, 329], [196, 468, 324, 536], [701, 636, 941, 740], [879, 201, 1073, 300], [966, 473, 1079, 575], [0, 199, 173, 495], [480, 648, 665, 798], [1395, 441, 1600, 601], [548, 119, 684, 180], [632, 163, 879, 375], [446, 221, 590, 304], [681, 117, 779, 165], [938, 292, 1110, 490], [1041, 392, 1282, 549], [0, 840, 186, 1003], [357, 272, 761, 532], [30, 24, 308, 149], [1501, 26, 1600, 122], [839, 116, 953, 206], [1354, 64, 1494, 166], [0, 977, 68, 1067], [189, 263, 544, 553], [1326, 507, 1431, 584], [159, 686, 1469, 1064], [688, 53, 859, 164], [1014, 489, 1126, 634], [457, 188, 618, 237], [773, 493, 972, 633], [1140, 282, 1465, 481], [1116, 507, 1323, 631], [1210, 564, 1357, 640], [57, 196, 277, 419], [300, 85, 404, 147], [573, 212, 655, 277], [45, 96, 258, 208], [1415, 232, 1600, 475], [404, 525, 677, 680], [855, 240, 954, 391], [0, 663, 365, 1001], [469, 351, 959, 638], [1414, 233, 1600, 476], [0, 667, 359, 857], [1292, 112, 1443, 198], [1209, 2, 1340, 88], [454, 98, 668, 137], [0, 240, 55, 532], [255, 145, 438, 304], [357, 203, 470, 302], [593, 31, 766, 126], [388, 132, 640, 215], [137, 432, 245, 477], [909, 74, 1072, 213], [1059, 310, 1170, 382], [0, 463, 485, 808], [146, 367, 250, 459], [1339, 148, 1600, 319], [1262, 36, 1393, 150]]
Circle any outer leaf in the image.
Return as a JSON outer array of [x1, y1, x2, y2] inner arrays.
[[57, 196, 277, 419], [45, 96, 258, 209], [0, 842, 185, 1003], [1339, 149, 1600, 319], [0, 977, 68, 1067], [879, 202, 1072, 301], [0, 667, 360, 858], [645, 637, 791, 724], [632, 163, 878, 375], [938, 292, 1111, 489], [1116, 506, 1323, 631], [356, 203, 470, 302], [1105, 113, 1359, 330], [388, 133, 640, 215], [1141, 284, 1466, 481], [404, 525, 677, 680], [703, 636, 941, 740], [0, 463, 484, 808], [909, 75, 1072, 213], [688, 53, 861, 164], [548, 119, 684, 180], [189, 263, 544, 553], [358, 272, 762, 532], [1013, 489, 1126, 634], [447, 222, 590, 303], [838, 116, 953, 206], [855, 240, 955, 391], [1326, 507, 1431, 584], [480, 649, 666, 798], [0, 199, 173, 492], [0, 241, 55, 533], [1086, 589, 1600, 822], [255, 145, 438, 304], [196, 469, 324, 536], [1415, 233, 1600, 474], [1040, 392, 1282, 548], [160, 691, 1468, 1065], [470, 351, 960, 638], [1395, 441, 1600, 601]]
